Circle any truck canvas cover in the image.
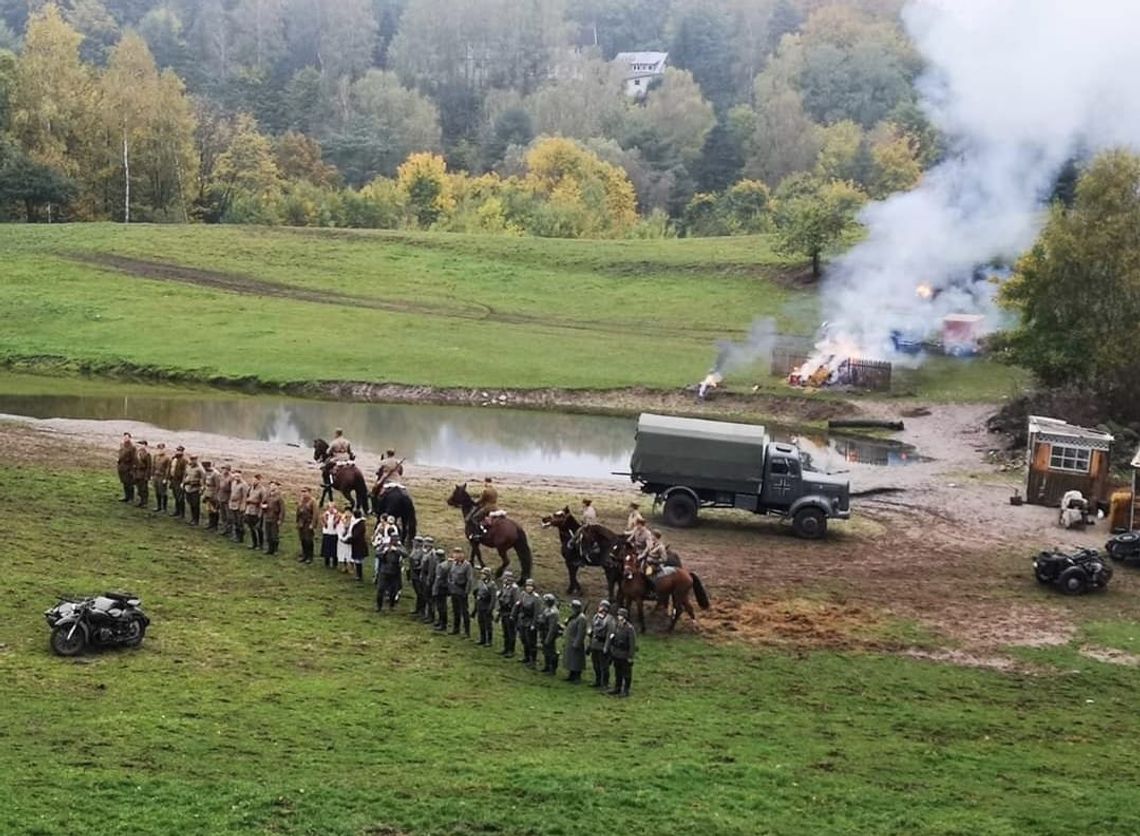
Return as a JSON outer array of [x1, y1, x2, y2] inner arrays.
[[630, 413, 769, 494]]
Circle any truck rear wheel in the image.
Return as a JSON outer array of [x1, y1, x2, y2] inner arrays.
[[792, 507, 827, 539], [663, 493, 698, 528]]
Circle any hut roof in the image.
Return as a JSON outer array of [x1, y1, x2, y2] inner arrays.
[[1028, 415, 1114, 451]]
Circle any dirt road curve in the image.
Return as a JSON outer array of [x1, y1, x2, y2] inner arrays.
[[1, 403, 1113, 664]]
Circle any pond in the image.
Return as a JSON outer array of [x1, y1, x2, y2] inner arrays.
[[0, 389, 925, 479]]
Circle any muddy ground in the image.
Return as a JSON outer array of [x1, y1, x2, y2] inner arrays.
[[0, 402, 1119, 667]]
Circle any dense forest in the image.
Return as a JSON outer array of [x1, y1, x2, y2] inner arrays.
[[0, 0, 937, 236]]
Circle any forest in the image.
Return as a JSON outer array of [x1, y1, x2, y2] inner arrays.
[[0, 0, 934, 237]]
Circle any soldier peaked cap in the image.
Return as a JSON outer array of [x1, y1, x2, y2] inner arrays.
[[413, 535, 424, 542], [434, 548, 446, 556]]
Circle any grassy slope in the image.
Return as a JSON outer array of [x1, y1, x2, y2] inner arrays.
[[0, 224, 1027, 400], [3, 464, 1139, 835]]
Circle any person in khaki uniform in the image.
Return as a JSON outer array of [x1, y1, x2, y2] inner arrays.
[[466, 477, 499, 527], [183, 454, 206, 526], [202, 461, 221, 530], [151, 443, 171, 513], [244, 473, 267, 551], [217, 465, 233, 538], [168, 446, 188, 518], [295, 486, 317, 563], [117, 433, 136, 503], [228, 471, 248, 543], [262, 480, 286, 556], [132, 440, 153, 509]]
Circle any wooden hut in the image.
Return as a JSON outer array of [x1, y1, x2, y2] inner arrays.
[[1025, 416, 1114, 507]]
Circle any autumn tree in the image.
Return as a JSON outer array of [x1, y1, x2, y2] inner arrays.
[[524, 136, 637, 237], [101, 31, 158, 222], [999, 150, 1140, 419], [396, 151, 452, 228], [773, 175, 866, 277], [208, 112, 281, 221]]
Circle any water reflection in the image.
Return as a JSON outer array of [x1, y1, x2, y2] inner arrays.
[[0, 392, 926, 479]]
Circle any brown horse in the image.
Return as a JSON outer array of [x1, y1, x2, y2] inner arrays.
[[619, 548, 710, 632], [446, 484, 533, 581], [313, 438, 369, 512], [542, 508, 623, 601]]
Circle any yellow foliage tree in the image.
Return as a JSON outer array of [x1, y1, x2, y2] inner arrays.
[[396, 151, 453, 228], [524, 136, 637, 237]]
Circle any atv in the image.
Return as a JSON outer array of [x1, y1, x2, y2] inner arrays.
[[1106, 532, 1140, 563], [1032, 548, 1113, 595]]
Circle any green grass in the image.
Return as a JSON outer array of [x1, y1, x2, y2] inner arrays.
[[0, 224, 1025, 402], [4, 464, 1140, 834]]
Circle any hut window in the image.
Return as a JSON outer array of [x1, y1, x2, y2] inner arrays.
[[1049, 444, 1091, 473]]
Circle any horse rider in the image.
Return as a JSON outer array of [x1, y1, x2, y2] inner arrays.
[[641, 529, 679, 592], [628, 517, 656, 562], [322, 428, 354, 487], [570, 497, 599, 563], [624, 502, 645, 536], [581, 498, 598, 526], [605, 607, 638, 698], [588, 600, 616, 689], [466, 476, 500, 530], [377, 449, 403, 483]]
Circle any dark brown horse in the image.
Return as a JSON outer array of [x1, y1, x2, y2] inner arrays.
[[541, 507, 622, 599], [446, 484, 533, 581], [619, 548, 710, 632], [576, 522, 626, 604], [313, 438, 369, 512]]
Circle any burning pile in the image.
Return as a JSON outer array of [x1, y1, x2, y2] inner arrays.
[[787, 330, 866, 389], [697, 372, 723, 400]]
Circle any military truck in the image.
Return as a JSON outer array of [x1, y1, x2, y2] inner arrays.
[[628, 413, 851, 539]]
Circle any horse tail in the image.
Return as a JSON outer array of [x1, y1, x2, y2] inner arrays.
[[691, 573, 710, 610], [515, 527, 533, 580]]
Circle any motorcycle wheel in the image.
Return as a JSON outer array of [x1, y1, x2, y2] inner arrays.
[[51, 624, 86, 657], [123, 616, 147, 647], [1096, 564, 1114, 588], [1057, 566, 1088, 595], [1034, 568, 1053, 585]]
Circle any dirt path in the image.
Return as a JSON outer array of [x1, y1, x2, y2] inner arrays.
[[0, 402, 1111, 664]]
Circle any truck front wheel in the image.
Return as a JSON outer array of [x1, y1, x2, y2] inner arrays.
[[792, 507, 828, 539], [663, 493, 699, 528]]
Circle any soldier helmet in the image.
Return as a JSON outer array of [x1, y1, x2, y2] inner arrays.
[[502, 570, 514, 579], [524, 578, 534, 588], [176, 445, 185, 452], [434, 548, 446, 557], [571, 599, 582, 610], [423, 536, 434, 544], [598, 599, 611, 611], [617, 608, 629, 619], [413, 535, 424, 543], [542, 593, 556, 605], [481, 567, 492, 578]]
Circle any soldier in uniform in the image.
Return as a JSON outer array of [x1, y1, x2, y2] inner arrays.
[[580, 498, 598, 526], [151, 442, 170, 512], [605, 608, 638, 697], [168, 446, 188, 518], [588, 600, 616, 689], [407, 536, 425, 617], [244, 473, 267, 550], [472, 568, 497, 647], [514, 578, 540, 668], [628, 517, 656, 561], [183, 454, 206, 526], [296, 486, 317, 563], [466, 476, 499, 528], [496, 571, 519, 657], [329, 428, 353, 462], [217, 465, 233, 538], [448, 547, 474, 637], [132, 440, 153, 508], [228, 470, 248, 543], [624, 502, 645, 535], [538, 593, 562, 674], [377, 449, 403, 483], [419, 541, 439, 624], [263, 480, 286, 555], [376, 537, 404, 611], [563, 599, 587, 683], [202, 461, 220, 530], [431, 547, 452, 631], [117, 433, 136, 503]]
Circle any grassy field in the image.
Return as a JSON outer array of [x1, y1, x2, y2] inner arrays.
[[0, 224, 1027, 401], [3, 462, 1140, 835]]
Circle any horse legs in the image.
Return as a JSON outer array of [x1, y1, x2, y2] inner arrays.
[[565, 557, 580, 596], [496, 547, 510, 580], [636, 596, 645, 633], [470, 542, 484, 569]]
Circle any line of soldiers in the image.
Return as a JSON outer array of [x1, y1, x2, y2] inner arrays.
[[116, 432, 305, 556], [116, 431, 639, 696], [392, 536, 638, 695]]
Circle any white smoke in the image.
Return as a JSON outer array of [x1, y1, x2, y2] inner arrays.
[[822, 0, 1140, 358], [712, 317, 779, 375]]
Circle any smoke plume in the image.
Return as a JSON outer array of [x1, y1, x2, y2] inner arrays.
[[822, 0, 1140, 357], [712, 317, 779, 375]]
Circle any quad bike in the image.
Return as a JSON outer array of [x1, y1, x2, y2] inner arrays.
[[1032, 548, 1113, 595]]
